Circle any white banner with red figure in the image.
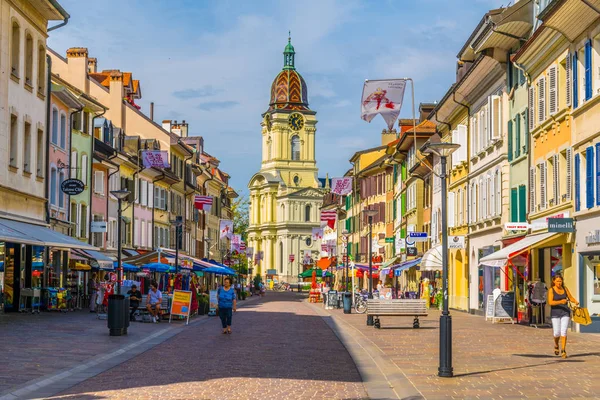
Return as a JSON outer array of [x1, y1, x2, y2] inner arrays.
[[312, 227, 323, 240], [141, 150, 170, 169], [219, 220, 233, 239], [361, 79, 407, 130], [331, 177, 353, 196], [230, 234, 241, 252]]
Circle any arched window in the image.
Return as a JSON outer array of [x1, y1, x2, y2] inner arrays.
[[291, 135, 300, 161], [50, 167, 57, 206], [51, 108, 58, 145], [11, 21, 20, 77], [60, 113, 66, 149], [25, 32, 33, 85], [305, 204, 311, 222]]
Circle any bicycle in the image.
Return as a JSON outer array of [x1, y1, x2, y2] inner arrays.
[[354, 292, 368, 314]]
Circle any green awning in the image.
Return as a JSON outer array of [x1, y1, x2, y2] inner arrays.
[[298, 268, 333, 278]]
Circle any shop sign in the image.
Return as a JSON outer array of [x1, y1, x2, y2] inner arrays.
[[91, 221, 107, 233], [548, 218, 574, 233], [385, 237, 394, 243], [61, 179, 85, 195], [505, 222, 529, 231], [407, 247, 418, 256], [169, 289, 192, 324], [407, 232, 428, 242], [585, 230, 600, 245], [395, 236, 405, 253], [530, 212, 570, 231], [267, 269, 277, 275], [448, 236, 465, 249]]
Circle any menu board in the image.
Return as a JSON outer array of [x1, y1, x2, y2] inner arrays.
[[327, 290, 338, 308], [494, 292, 515, 319]]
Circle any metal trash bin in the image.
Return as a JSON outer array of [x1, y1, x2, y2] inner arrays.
[[343, 292, 352, 314], [108, 294, 130, 336]]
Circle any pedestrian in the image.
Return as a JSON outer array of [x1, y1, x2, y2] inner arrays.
[[217, 277, 237, 334], [88, 272, 98, 313], [548, 274, 579, 358], [146, 280, 162, 323], [127, 284, 142, 322]]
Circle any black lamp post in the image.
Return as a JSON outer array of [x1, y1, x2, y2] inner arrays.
[[342, 229, 349, 291], [363, 208, 378, 326], [111, 189, 130, 295], [171, 216, 183, 272], [421, 141, 460, 378]]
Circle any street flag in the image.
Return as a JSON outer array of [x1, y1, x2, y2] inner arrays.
[[230, 234, 241, 252], [219, 220, 233, 239], [361, 79, 407, 130], [331, 177, 353, 196], [240, 242, 246, 252], [321, 243, 329, 252], [312, 227, 323, 240], [141, 150, 170, 169], [194, 195, 213, 211], [247, 247, 254, 260], [320, 210, 337, 229]]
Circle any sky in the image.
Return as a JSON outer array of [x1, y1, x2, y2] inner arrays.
[[48, 0, 505, 194]]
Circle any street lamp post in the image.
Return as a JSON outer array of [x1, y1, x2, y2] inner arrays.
[[111, 189, 130, 295], [421, 141, 460, 378], [342, 229, 349, 291], [363, 208, 378, 326], [171, 216, 183, 272]]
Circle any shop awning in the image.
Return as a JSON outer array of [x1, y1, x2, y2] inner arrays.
[[0, 218, 97, 250], [74, 249, 115, 270], [421, 245, 443, 271], [298, 268, 333, 278], [380, 256, 402, 270], [480, 232, 561, 268], [69, 260, 92, 271]]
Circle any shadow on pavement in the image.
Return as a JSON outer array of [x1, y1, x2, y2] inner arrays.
[[453, 358, 584, 378], [48, 292, 365, 399]]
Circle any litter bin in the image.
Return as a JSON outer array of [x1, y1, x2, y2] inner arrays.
[[343, 292, 352, 314], [107, 294, 130, 336]]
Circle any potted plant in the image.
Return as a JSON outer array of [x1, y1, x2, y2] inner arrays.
[[198, 294, 209, 315]]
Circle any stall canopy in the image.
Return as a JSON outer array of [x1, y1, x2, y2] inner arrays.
[[0, 218, 98, 250], [480, 232, 561, 268], [143, 262, 174, 273], [113, 262, 140, 272], [298, 268, 333, 278], [381, 258, 422, 276], [204, 259, 236, 275], [421, 245, 442, 271], [72, 249, 115, 270]]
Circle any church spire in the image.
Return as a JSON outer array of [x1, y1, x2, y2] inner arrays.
[[283, 32, 295, 70]]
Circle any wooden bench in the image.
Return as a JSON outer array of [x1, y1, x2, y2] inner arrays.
[[366, 299, 428, 329], [133, 295, 171, 322]]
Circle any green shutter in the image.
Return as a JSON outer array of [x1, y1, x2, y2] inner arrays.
[[401, 162, 407, 180], [510, 188, 518, 222], [518, 185, 527, 222], [401, 193, 407, 215], [393, 199, 397, 219], [508, 120, 513, 162], [515, 114, 521, 158], [393, 164, 398, 184]]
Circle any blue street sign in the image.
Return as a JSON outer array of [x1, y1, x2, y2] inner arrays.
[[408, 232, 428, 242]]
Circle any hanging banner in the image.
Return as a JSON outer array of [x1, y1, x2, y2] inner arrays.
[[361, 79, 407, 130], [230, 234, 242, 252], [169, 290, 192, 325], [219, 220, 233, 239], [141, 150, 170, 169], [194, 195, 213, 211], [331, 177, 353, 196], [312, 227, 323, 240], [320, 210, 337, 229], [289, 254, 295, 262]]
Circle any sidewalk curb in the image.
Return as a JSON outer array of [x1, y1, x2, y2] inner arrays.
[[307, 302, 424, 400], [0, 296, 261, 400]]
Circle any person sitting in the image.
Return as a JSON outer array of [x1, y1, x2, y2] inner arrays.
[[127, 284, 142, 322], [146, 281, 162, 323]]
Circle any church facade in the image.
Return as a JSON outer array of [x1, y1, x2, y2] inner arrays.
[[247, 38, 327, 284]]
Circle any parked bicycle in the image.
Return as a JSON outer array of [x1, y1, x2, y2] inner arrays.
[[274, 282, 290, 292], [354, 291, 368, 314]]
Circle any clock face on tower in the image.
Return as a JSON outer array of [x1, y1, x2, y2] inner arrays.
[[288, 113, 304, 131]]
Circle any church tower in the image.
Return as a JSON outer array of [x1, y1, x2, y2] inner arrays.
[[247, 37, 326, 283]]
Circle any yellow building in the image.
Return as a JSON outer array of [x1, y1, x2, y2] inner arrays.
[[247, 38, 327, 283]]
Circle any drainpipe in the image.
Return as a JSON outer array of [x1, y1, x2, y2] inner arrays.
[[512, 60, 531, 86], [45, 56, 52, 225], [88, 107, 107, 245], [201, 170, 215, 259], [67, 105, 84, 235], [451, 91, 471, 313], [106, 157, 120, 248], [182, 147, 194, 255]]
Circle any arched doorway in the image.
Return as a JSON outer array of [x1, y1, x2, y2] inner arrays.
[[455, 251, 465, 310]]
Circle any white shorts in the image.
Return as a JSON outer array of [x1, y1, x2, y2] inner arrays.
[[551, 315, 570, 337]]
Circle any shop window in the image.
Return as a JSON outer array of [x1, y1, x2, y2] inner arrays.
[[11, 21, 20, 78]]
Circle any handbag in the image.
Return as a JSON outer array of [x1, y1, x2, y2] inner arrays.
[[564, 286, 592, 326]]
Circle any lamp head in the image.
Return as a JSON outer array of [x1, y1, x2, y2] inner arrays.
[[420, 142, 460, 158], [363, 208, 378, 218], [110, 189, 130, 200]]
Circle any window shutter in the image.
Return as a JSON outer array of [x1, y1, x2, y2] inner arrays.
[[94, 171, 104, 194], [490, 175, 496, 216], [573, 52, 579, 109], [71, 151, 78, 179], [575, 153, 581, 211], [597, 143, 600, 206], [566, 53, 572, 106], [585, 40, 593, 101], [488, 96, 495, 142], [141, 180, 147, 206], [528, 87, 535, 131], [458, 124, 467, 162], [553, 154, 559, 205], [451, 130, 458, 166], [549, 65, 558, 115], [507, 120, 513, 162], [566, 148, 572, 200], [540, 162, 547, 210], [510, 188, 518, 222], [518, 185, 527, 222], [515, 114, 521, 158], [492, 95, 501, 139], [586, 146, 594, 208], [523, 112, 529, 153], [529, 167, 536, 214], [470, 116, 476, 157], [149, 183, 154, 208], [538, 77, 546, 123], [134, 178, 139, 204]]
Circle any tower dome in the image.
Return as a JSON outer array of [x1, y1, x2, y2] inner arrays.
[[268, 36, 310, 112]]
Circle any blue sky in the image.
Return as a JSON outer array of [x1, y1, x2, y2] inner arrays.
[[49, 0, 504, 193]]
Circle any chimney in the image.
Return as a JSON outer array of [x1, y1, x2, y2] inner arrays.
[[180, 120, 188, 137], [162, 119, 172, 132], [66, 47, 89, 93], [150, 102, 154, 121], [87, 57, 97, 73]]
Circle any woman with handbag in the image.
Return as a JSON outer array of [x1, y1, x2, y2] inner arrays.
[[548, 274, 578, 358]]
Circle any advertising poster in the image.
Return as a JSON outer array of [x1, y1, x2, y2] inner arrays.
[[169, 290, 192, 325], [209, 290, 218, 316]]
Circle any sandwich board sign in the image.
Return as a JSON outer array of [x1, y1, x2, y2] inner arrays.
[[169, 289, 192, 325]]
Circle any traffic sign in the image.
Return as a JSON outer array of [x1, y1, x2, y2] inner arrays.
[[408, 232, 428, 242]]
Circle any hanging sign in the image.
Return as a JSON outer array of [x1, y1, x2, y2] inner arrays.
[[407, 247, 418, 256], [448, 236, 465, 249], [331, 177, 353, 196], [141, 150, 170, 168], [61, 179, 85, 195], [548, 218, 574, 233], [505, 222, 529, 231], [91, 221, 107, 233], [408, 232, 428, 242], [169, 289, 192, 325]]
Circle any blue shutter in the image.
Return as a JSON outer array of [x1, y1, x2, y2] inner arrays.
[[515, 114, 521, 158], [585, 40, 593, 101], [597, 143, 600, 206], [573, 52, 579, 108], [586, 146, 594, 209], [575, 153, 581, 211], [507, 120, 513, 162]]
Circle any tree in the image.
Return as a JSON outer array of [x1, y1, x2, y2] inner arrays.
[[232, 193, 249, 241]]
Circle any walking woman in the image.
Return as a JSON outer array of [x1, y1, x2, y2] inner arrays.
[[548, 274, 578, 358], [217, 277, 237, 334]]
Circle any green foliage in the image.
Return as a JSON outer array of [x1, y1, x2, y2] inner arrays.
[[232, 193, 249, 241]]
